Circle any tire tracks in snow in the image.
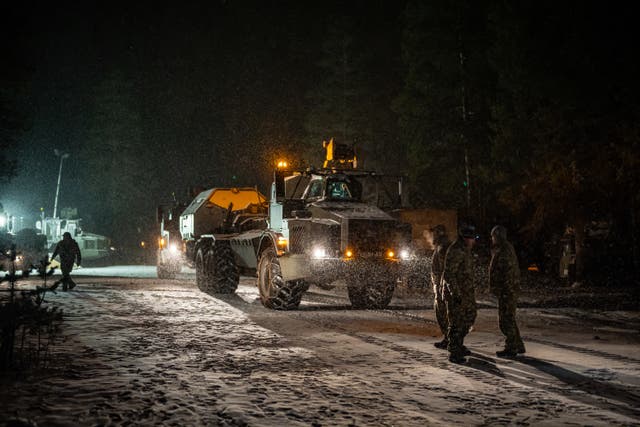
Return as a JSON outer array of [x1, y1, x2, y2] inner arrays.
[[292, 292, 640, 424]]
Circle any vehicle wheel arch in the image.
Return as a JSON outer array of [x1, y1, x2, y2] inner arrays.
[[256, 233, 278, 258]]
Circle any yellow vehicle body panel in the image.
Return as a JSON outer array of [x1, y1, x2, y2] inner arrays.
[[208, 188, 266, 211]]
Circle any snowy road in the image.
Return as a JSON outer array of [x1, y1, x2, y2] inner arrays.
[[1, 267, 639, 426]]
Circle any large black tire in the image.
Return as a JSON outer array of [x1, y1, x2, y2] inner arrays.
[[403, 273, 429, 289], [257, 248, 308, 310], [347, 278, 395, 309], [198, 242, 239, 294], [195, 246, 209, 291]]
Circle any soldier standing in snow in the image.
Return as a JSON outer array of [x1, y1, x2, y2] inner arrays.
[[443, 224, 477, 364], [489, 225, 526, 357], [430, 224, 450, 350], [51, 232, 82, 291]]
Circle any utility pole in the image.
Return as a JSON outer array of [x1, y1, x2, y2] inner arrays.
[[53, 149, 70, 219]]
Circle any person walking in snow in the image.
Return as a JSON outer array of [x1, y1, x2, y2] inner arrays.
[[51, 231, 82, 291], [489, 225, 526, 357], [430, 224, 451, 350], [443, 224, 477, 364]]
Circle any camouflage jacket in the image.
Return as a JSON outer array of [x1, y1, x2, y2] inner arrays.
[[489, 241, 520, 296], [52, 238, 82, 265], [442, 238, 475, 303]]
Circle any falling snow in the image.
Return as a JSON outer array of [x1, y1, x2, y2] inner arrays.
[[1, 267, 638, 426]]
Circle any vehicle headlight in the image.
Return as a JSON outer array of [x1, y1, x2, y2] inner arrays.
[[399, 249, 411, 260], [168, 243, 179, 254], [312, 247, 327, 259]]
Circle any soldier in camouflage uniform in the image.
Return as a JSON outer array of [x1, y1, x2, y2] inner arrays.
[[489, 225, 526, 357], [430, 225, 450, 349], [443, 224, 477, 363], [51, 232, 82, 291]]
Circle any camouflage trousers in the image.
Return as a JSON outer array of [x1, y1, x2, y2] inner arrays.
[[55, 260, 77, 291], [446, 297, 477, 357], [433, 282, 448, 338], [498, 292, 524, 351]]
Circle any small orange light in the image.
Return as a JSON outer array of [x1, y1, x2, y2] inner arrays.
[[527, 264, 540, 272], [140, 241, 146, 248], [277, 160, 288, 169], [159, 237, 166, 248], [277, 236, 288, 247], [345, 249, 354, 258], [387, 250, 395, 259]]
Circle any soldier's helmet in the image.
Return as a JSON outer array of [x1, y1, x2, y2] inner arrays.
[[63, 232, 72, 239], [431, 224, 447, 242], [490, 225, 507, 242], [458, 223, 476, 239]]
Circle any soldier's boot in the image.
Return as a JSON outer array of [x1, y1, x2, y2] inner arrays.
[[462, 346, 471, 356], [434, 339, 448, 349], [68, 279, 76, 290], [60, 275, 69, 291], [503, 336, 525, 355]]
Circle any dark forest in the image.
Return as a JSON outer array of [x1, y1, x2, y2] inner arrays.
[[1, 1, 638, 285]]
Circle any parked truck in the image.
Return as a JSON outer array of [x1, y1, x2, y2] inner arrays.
[[156, 201, 188, 279], [180, 141, 413, 310]]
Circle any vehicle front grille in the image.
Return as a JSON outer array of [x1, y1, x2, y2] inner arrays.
[[343, 219, 397, 252], [289, 225, 306, 254]]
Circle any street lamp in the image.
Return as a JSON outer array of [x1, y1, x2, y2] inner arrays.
[[53, 149, 70, 219]]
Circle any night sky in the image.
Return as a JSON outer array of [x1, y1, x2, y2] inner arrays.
[[3, 2, 403, 243], [2, 1, 639, 279]]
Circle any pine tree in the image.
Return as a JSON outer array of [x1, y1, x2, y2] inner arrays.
[[304, 16, 364, 166], [488, 1, 640, 281], [394, 0, 492, 213], [79, 69, 150, 241]]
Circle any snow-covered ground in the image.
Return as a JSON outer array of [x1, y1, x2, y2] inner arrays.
[[1, 266, 639, 426], [63, 265, 162, 278]]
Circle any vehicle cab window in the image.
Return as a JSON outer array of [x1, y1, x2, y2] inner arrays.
[[327, 180, 352, 200], [304, 179, 324, 200]]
